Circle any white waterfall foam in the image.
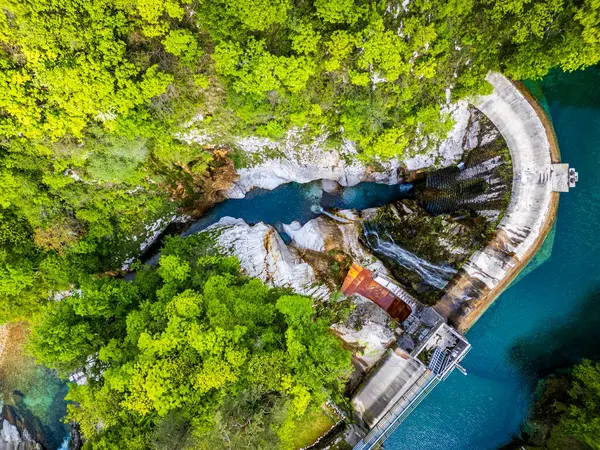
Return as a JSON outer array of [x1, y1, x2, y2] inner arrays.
[[363, 226, 456, 289]]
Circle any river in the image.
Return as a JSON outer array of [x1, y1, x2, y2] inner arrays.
[[183, 180, 413, 236], [386, 67, 600, 449]]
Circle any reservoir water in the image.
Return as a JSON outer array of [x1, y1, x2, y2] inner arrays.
[[386, 67, 600, 449]]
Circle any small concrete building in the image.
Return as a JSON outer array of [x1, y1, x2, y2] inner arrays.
[[342, 265, 471, 450], [550, 163, 579, 192]]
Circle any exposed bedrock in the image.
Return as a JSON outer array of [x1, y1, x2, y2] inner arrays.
[[225, 103, 471, 198], [0, 404, 44, 450], [360, 200, 487, 304], [435, 73, 559, 331], [202, 217, 330, 300], [200, 216, 397, 372]]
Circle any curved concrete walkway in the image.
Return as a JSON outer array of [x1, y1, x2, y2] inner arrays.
[[435, 73, 560, 332]]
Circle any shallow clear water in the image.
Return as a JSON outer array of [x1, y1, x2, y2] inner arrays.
[[386, 67, 600, 450], [184, 181, 413, 236]]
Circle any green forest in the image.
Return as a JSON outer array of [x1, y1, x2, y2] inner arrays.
[[0, 0, 599, 448], [29, 234, 351, 448], [509, 360, 600, 450]]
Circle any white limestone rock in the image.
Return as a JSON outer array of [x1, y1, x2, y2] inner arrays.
[[282, 220, 326, 252], [225, 102, 470, 198], [0, 420, 42, 450], [332, 295, 397, 372], [283, 213, 389, 275], [206, 217, 330, 299]]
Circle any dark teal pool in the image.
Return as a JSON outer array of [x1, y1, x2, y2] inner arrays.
[[386, 67, 600, 449], [184, 181, 413, 236]]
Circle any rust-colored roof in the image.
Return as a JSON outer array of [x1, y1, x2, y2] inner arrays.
[[340, 263, 412, 323]]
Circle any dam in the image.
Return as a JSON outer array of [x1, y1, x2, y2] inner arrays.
[[345, 73, 578, 450], [435, 73, 578, 332]]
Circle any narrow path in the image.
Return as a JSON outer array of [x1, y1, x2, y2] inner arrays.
[[435, 73, 561, 332]]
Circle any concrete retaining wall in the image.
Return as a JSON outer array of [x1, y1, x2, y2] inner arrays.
[[435, 73, 560, 331]]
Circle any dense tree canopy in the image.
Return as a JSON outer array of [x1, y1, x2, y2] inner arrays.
[[514, 359, 600, 449], [0, 0, 598, 320], [29, 234, 351, 449], [550, 360, 600, 449]]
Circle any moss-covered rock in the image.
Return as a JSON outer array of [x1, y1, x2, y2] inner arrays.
[[360, 200, 488, 303]]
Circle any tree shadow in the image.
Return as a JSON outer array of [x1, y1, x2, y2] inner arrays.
[[507, 284, 600, 379], [541, 66, 600, 109]]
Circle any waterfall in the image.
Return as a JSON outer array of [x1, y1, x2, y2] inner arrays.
[[363, 224, 457, 289]]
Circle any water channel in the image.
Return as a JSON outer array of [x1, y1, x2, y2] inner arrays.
[[183, 180, 413, 236], [387, 67, 600, 449]]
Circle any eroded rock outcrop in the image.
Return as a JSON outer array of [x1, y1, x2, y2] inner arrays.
[[225, 103, 471, 198], [283, 212, 389, 276], [199, 216, 397, 372], [0, 405, 43, 450], [204, 217, 330, 299]]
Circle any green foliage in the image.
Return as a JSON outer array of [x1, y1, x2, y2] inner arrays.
[[0, 0, 216, 321], [29, 235, 351, 449], [518, 360, 600, 449], [162, 30, 202, 65], [549, 360, 600, 449], [0, 0, 597, 328]]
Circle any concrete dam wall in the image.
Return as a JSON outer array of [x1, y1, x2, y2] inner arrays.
[[435, 72, 561, 331]]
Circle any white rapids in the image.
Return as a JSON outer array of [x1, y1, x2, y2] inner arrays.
[[363, 226, 457, 289]]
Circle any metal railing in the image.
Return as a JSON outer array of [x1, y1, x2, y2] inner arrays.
[[353, 372, 440, 450]]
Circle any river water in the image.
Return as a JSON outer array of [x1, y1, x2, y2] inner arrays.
[[183, 181, 413, 236], [386, 67, 600, 449]]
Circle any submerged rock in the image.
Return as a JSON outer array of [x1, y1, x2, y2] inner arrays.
[[321, 179, 342, 194], [0, 324, 69, 450]]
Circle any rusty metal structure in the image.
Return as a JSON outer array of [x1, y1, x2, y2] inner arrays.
[[341, 264, 412, 323]]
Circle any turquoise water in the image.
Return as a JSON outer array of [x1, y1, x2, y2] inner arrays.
[[184, 181, 413, 236], [387, 67, 600, 449]]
